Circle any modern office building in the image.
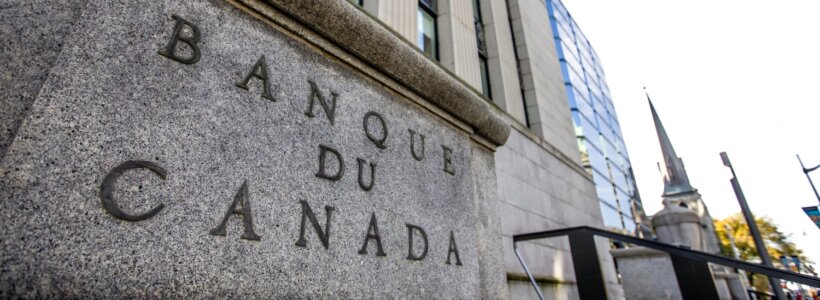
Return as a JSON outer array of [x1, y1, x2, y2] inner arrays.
[[546, 0, 651, 236]]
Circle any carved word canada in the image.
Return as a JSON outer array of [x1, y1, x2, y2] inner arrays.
[[97, 15, 464, 266]]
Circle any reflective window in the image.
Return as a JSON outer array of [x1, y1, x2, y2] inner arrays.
[[566, 83, 578, 109], [588, 80, 602, 99], [556, 22, 574, 42], [561, 40, 580, 62], [418, 0, 438, 60], [601, 135, 618, 158], [596, 109, 611, 130], [575, 93, 594, 121], [623, 218, 637, 234], [613, 170, 629, 191], [473, 0, 491, 98], [599, 201, 623, 228], [588, 145, 609, 177], [617, 189, 633, 217], [548, 0, 646, 233], [479, 59, 491, 98]]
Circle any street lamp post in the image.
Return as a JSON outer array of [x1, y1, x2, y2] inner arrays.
[[720, 152, 786, 300]]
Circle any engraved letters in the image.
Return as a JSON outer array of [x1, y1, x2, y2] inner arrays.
[[304, 80, 338, 125], [356, 158, 376, 191], [158, 15, 201, 65], [99, 161, 465, 264], [408, 129, 426, 161], [135, 14, 473, 267], [442, 146, 455, 175], [446, 231, 462, 266], [235, 55, 276, 101], [363, 111, 388, 149], [405, 224, 429, 261], [295, 200, 334, 249], [358, 212, 387, 256], [100, 160, 168, 222], [209, 181, 261, 241], [316, 144, 345, 181]]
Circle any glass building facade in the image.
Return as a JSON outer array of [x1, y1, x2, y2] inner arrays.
[[546, 0, 650, 235]]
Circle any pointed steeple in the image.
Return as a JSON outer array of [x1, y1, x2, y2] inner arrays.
[[646, 90, 695, 196]]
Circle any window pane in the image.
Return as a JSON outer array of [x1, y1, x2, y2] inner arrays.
[[418, 9, 437, 59], [479, 58, 490, 98]]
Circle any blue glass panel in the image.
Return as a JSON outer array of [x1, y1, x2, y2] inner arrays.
[[580, 113, 598, 135], [602, 135, 618, 157], [579, 48, 595, 68], [570, 84, 586, 99], [570, 110, 584, 136], [565, 83, 577, 108], [573, 84, 590, 105], [601, 80, 611, 95], [564, 54, 583, 78], [612, 169, 629, 191], [596, 111, 611, 131], [573, 25, 588, 47], [599, 201, 623, 229], [588, 142, 609, 176], [623, 218, 637, 233], [588, 80, 602, 99], [548, 0, 646, 232], [617, 190, 633, 217], [561, 40, 580, 61], [556, 21, 574, 41], [550, 0, 570, 21], [601, 129, 617, 150], [575, 91, 594, 121], [586, 76, 600, 93]]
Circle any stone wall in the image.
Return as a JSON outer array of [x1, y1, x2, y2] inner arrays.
[[0, 0, 87, 158], [506, 0, 580, 161], [496, 122, 622, 299], [0, 0, 508, 297]]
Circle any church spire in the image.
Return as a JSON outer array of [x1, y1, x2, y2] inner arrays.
[[646, 90, 695, 196]]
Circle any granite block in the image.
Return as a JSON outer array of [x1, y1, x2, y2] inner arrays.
[[0, 0, 506, 298], [0, 0, 87, 159]]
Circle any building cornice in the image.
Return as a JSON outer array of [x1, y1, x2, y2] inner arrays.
[[254, 0, 511, 146]]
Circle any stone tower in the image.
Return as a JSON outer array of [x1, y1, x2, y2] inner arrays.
[[647, 97, 721, 253]]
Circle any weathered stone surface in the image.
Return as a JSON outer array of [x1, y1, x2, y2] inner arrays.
[[0, 0, 87, 159], [263, 0, 511, 146], [0, 0, 506, 298], [610, 247, 683, 300], [652, 205, 703, 249]]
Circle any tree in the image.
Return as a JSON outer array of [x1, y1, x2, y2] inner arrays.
[[714, 213, 811, 293]]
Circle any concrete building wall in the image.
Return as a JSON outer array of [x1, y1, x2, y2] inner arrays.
[[496, 122, 622, 299], [481, 0, 527, 125], [437, 0, 482, 91], [372, 0, 418, 44], [507, 0, 580, 162], [361, 1, 622, 298]]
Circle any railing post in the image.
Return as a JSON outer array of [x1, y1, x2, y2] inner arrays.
[[670, 254, 721, 300], [513, 242, 545, 300], [567, 230, 607, 300]]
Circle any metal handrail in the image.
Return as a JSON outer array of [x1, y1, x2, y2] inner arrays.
[[512, 226, 820, 299]]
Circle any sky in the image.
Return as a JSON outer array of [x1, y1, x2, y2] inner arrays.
[[559, 0, 820, 264]]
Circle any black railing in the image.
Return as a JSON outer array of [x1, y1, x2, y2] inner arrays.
[[512, 226, 820, 300]]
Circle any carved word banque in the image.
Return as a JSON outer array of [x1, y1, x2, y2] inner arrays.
[[96, 15, 467, 266]]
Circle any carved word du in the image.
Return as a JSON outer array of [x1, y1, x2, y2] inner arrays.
[[95, 14, 474, 268], [157, 15, 460, 187]]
